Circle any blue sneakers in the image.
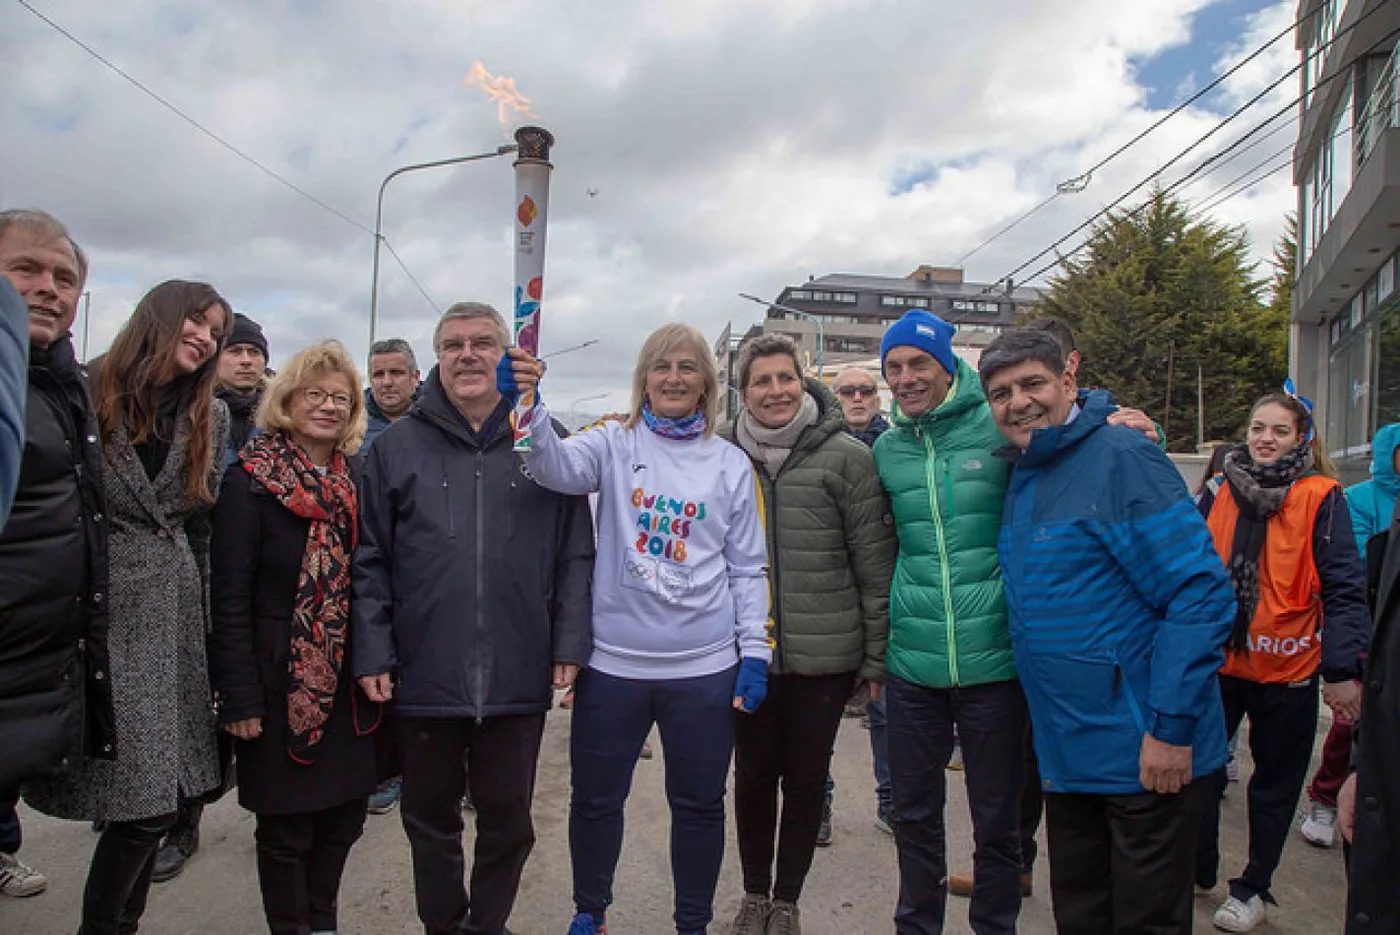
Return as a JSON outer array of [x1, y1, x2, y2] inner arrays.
[[367, 777, 402, 815], [567, 912, 607, 934]]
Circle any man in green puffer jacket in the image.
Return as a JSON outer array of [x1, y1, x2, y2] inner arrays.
[[874, 309, 1027, 935], [722, 334, 896, 935]]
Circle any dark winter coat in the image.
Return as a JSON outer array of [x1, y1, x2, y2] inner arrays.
[[209, 460, 379, 816], [1348, 501, 1400, 933], [847, 412, 890, 449], [723, 379, 895, 679], [0, 279, 25, 529], [216, 384, 263, 473], [0, 334, 115, 794], [27, 382, 229, 821], [352, 369, 594, 718]]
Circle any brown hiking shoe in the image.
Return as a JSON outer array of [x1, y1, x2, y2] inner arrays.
[[946, 872, 1033, 899], [730, 893, 771, 935]]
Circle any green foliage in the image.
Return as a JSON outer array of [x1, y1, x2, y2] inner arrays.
[[1031, 190, 1290, 451]]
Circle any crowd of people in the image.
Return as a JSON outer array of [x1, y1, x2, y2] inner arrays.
[[0, 205, 1396, 935]]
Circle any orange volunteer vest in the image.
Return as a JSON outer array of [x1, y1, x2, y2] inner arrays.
[[1205, 473, 1339, 684]]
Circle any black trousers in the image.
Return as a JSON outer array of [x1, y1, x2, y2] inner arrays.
[[400, 713, 545, 935], [886, 676, 1028, 935], [1046, 780, 1210, 935], [1019, 725, 1044, 874], [734, 672, 852, 903], [78, 812, 178, 935], [1195, 675, 1319, 901], [255, 799, 368, 935]]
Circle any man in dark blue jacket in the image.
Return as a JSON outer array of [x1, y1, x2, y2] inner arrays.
[[0, 209, 113, 898], [360, 337, 421, 454], [979, 328, 1235, 934], [353, 302, 594, 935]]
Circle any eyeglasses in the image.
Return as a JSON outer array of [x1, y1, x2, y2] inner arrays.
[[438, 337, 502, 356], [301, 387, 353, 409], [837, 385, 878, 399]]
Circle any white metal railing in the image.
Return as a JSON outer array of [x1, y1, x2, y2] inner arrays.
[[1358, 34, 1400, 165]]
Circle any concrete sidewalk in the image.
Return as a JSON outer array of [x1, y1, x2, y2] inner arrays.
[[1, 708, 1348, 934]]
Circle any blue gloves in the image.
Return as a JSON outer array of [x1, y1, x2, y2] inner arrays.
[[733, 657, 768, 713], [496, 355, 519, 403]]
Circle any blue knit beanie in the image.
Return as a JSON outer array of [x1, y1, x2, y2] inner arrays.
[[880, 309, 958, 378]]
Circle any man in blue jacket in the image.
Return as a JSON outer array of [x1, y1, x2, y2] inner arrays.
[[979, 328, 1234, 934]]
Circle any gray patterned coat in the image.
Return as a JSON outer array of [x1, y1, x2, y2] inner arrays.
[[27, 398, 229, 822]]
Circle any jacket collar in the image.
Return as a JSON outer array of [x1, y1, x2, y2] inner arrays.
[[1016, 389, 1116, 469], [721, 376, 844, 457], [410, 367, 510, 449], [890, 356, 985, 432]]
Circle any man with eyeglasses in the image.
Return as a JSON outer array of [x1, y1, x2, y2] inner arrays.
[[354, 302, 594, 935], [833, 367, 889, 448]]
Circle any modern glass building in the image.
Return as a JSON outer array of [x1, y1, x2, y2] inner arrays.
[[1292, 0, 1400, 472]]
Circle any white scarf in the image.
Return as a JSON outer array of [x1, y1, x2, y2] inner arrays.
[[735, 392, 820, 478]]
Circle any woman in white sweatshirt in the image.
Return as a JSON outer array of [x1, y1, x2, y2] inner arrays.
[[511, 323, 770, 935]]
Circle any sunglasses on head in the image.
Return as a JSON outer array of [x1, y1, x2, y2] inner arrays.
[[837, 385, 878, 398]]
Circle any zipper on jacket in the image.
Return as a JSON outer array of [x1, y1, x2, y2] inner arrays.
[[474, 450, 486, 721], [768, 472, 788, 673], [1111, 653, 1147, 734], [921, 428, 960, 686], [443, 459, 456, 539]]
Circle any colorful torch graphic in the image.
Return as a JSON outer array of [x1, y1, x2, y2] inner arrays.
[[511, 125, 554, 452]]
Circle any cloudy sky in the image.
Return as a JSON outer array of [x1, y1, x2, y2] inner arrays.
[[1, 0, 1299, 417]]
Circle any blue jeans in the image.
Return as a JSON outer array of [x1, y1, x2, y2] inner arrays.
[[868, 692, 892, 812], [570, 666, 737, 933], [886, 676, 1027, 935]]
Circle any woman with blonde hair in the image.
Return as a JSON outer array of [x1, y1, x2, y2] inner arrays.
[[208, 340, 379, 934], [26, 280, 230, 935], [507, 323, 770, 935], [1195, 386, 1371, 933]]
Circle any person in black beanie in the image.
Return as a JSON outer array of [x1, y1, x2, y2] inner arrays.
[[214, 313, 270, 472], [150, 312, 270, 886]]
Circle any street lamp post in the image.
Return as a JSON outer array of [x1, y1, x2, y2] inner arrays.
[[737, 292, 825, 377], [369, 144, 519, 349], [568, 392, 608, 426]]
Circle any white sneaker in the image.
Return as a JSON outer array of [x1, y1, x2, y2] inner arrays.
[[1299, 800, 1337, 848], [1213, 895, 1266, 932], [0, 852, 47, 897]]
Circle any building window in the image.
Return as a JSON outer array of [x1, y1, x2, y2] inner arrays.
[[1352, 295, 1365, 329], [1377, 310, 1400, 430], [880, 295, 931, 309], [1306, 0, 1339, 108], [789, 290, 812, 300], [809, 291, 857, 304], [1380, 256, 1396, 301]]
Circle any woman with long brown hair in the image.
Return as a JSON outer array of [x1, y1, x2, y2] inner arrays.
[[209, 340, 380, 935], [1194, 386, 1371, 933], [27, 279, 230, 935]]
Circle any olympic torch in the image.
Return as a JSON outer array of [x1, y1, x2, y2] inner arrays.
[[511, 125, 554, 452]]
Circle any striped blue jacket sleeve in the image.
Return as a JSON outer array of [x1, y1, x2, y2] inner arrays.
[[1088, 440, 1235, 746]]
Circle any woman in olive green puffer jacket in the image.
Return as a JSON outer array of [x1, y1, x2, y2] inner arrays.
[[721, 335, 896, 935]]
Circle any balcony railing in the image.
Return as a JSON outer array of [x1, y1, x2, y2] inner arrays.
[[1359, 35, 1400, 166]]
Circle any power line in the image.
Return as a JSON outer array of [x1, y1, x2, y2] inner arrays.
[[955, 2, 1309, 266], [1196, 158, 1292, 215], [1190, 140, 1295, 209], [14, 0, 375, 236], [994, 8, 1397, 290], [380, 238, 440, 314], [1170, 112, 1297, 197]]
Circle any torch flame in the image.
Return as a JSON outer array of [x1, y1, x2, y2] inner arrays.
[[463, 60, 539, 127]]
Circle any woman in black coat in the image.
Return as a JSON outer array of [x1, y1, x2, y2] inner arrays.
[[209, 340, 379, 935]]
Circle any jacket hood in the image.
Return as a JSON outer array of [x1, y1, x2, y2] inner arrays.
[[409, 366, 509, 447], [1371, 423, 1400, 495], [890, 356, 984, 429], [1017, 389, 1117, 469]]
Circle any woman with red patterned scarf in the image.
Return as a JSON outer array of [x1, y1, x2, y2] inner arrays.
[[208, 340, 381, 935]]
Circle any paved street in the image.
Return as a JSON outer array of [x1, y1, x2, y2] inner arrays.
[[2, 706, 1347, 934]]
